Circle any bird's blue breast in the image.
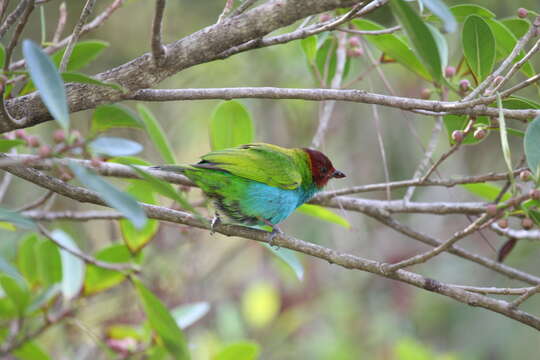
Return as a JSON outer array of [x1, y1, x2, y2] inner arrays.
[[241, 182, 318, 225]]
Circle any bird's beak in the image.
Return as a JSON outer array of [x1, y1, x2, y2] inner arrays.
[[332, 170, 346, 178]]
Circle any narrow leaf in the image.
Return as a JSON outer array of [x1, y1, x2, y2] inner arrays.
[[52, 40, 109, 72], [0, 43, 5, 68], [134, 278, 190, 359], [0, 274, 30, 313], [214, 342, 260, 360], [524, 115, 540, 176], [22, 40, 69, 130], [461, 183, 511, 202], [171, 302, 211, 329], [0, 207, 37, 230], [301, 36, 317, 63], [423, 0, 457, 33], [391, 0, 442, 83], [462, 15, 496, 81], [0, 139, 25, 152], [69, 163, 147, 229], [62, 72, 124, 91], [138, 104, 176, 164], [297, 204, 350, 228], [50, 229, 85, 300], [91, 105, 144, 134], [89, 136, 143, 157], [264, 244, 304, 281], [353, 19, 431, 80], [497, 94, 513, 178], [210, 101, 254, 151]]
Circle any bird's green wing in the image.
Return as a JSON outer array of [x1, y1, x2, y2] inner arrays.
[[196, 143, 304, 189]]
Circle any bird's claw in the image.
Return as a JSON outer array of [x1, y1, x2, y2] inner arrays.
[[267, 227, 283, 249], [210, 214, 221, 235]]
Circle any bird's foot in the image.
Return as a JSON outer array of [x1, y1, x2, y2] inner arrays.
[[267, 227, 283, 249], [210, 213, 221, 235]]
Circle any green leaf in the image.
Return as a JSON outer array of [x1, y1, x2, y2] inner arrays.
[[502, 96, 540, 110], [0, 43, 5, 68], [69, 163, 148, 229], [17, 233, 39, 285], [0, 222, 16, 231], [427, 24, 448, 70], [0, 274, 30, 314], [391, 0, 442, 83], [120, 182, 158, 253], [264, 244, 304, 281], [449, 4, 495, 22], [443, 115, 490, 145], [501, 18, 530, 38], [462, 15, 496, 82], [36, 241, 62, 286], [89, 136, 143, 157], [84, 244, 134, 295], [13, 340, 51, 360], [108, 156, 151, 166], [301, 36, 317, 63], [296, 204, 350, 228], [27, 284, 61, 313], [394, 338, 434, 360], [423, 0, 457, 33], [61, 72, 124, 91], [0, 139, 25, 152], [497, 94, 513, 178], [486, 19, 534, 77], [52, 40, 109, 72], [524, 115, 540, 176], [133, 278, 190, 359], [352, 19, 430, 80], [0, 207, 37, 230], [22, 40, 69, 130], [50, 230, 85, 300], [214, 342, 260, 360], [461, 183, 511, 202], [91, 105, 144, 134], [210, 101, 254, 151], [138, 104, 176, 164], [0, 256, 25, 285], [171, 302, 211, 329]]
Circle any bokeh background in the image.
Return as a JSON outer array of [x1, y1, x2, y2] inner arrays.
[[2, 0, 540, 358]]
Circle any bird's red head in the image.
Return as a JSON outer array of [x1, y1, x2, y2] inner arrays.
[[303, 148, 346, 188]]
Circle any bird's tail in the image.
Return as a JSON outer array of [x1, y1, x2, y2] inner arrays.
[[149, 165, 189, 174]]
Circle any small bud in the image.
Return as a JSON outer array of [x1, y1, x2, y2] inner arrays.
[[520, 170, 532, 182], [529, 189, 540, 200], [420, 88, 432, 100], [347, 47, 364, 58], [38, 145, 52, 157], [486, 204, 498, 216], [348, 36, 361, 47], [473, 128, 487, 140], [14, 129, 26, 139], [517, 8, 528, 18], [498, 218, 509, 229], [493, 76, 504, 86], [319, 13, 332, 22], [444, 66, 456, 78], [53, 130, 65, 144], [26, 136, 40, 148], [451, 130, 464, 143], [522, 217, 534, 230], [459, 79, 470, 92]]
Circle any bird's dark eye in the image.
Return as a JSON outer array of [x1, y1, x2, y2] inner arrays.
[[321, 166, 328, 173]]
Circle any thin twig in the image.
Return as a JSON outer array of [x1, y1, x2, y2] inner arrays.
[[508, 284, 540, 309], [15, 191, 54, 211], [3, 0, 34, 72], [0, 172, 12, 202], [230, 0, 258, 17], [52, 2, 67, 44], [217, 0, 234, 23], [151, 0, 167, 64], [451, 285, 538, 295], [0, 0, 28, 39], [38, 224, 140, 272], [403, 116, 443, 202], [59, 0, 96, 72], [311, 32, 347, 148]]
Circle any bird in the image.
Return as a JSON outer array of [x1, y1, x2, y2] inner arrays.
[[152, 143, 345, 242]]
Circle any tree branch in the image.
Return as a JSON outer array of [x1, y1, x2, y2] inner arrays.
[[59, 0, 96, 72]]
